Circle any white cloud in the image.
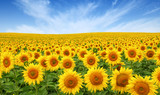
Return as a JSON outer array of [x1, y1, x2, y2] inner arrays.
[[112, 0, 118, 6], [106, 18, 160, 32], [6, 25, 45, 34], [144, 7, 160, 15], [6, 0, 160, 34]]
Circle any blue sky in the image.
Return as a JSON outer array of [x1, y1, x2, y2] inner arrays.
[[0, 0, 160, 34]]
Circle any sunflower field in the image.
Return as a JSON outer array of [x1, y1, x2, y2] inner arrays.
[[0, 32, 160, 95]]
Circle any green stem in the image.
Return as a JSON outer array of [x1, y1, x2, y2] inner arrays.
[[35, 85, 38, 95], [131, 61, 133, 69], [45, 70, 48, 90], [13, 69, 19, 95], [0, 79, 2, 94]]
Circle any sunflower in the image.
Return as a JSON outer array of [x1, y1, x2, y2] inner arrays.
[[60, 56, 75, 70], [127, 75, 157, 95], [1, 52, 14, 73], [145, 49, 155, 60], [125, 47, 139, 62], [106, 49, 121, 65], [55, 48, 61, 55], [46, 55, 60, 71], [112, 62, 125, 71], [17, 52, 30, 66], [62, 47, 71, 57], [152, 67, 160, 87], [154, 49, 160, 65], [139, 45, 146, 51], [137, 51, 144, 62], [58, 70, 83, 95], [99, 50, 107, 59], [78, 48, 88, 60], [83, 53, 99, 69], [44, 50, 51, 56], [33, 51, 41, 60], [111, 67, 132, 93], [23, 64, 43, 85], [37, 56, 49, 70], [84, 67, 108, 93]]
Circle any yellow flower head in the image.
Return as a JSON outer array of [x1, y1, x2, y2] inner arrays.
[[23, 64, 44, 85], [58, 70, 83, 95], [84, 67, 108, 93]]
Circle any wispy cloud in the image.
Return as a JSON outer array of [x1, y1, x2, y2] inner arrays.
[[144, 7, 160, 15], [106, 18, 160, 32], [6, 0, 160, 34], [112, 0, 118, 6]]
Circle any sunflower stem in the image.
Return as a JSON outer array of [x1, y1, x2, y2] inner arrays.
[[0, 79, 2, 94], [13, 69, 19, 95], [131, 61, 133, 69], [35, 84, 38, 95], [45, 70, 48, 91]]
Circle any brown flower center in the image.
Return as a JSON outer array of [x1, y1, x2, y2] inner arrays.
[[46, 51, 50, 56], [134, 82, 149, 95], [50, 58, 58, 67], [80, 51, 87, 58], [109, 52, 118, 61], [158, 54, 160, 60], [56, 51, 60, 54], [128, 50, 136, 58], [146, 50, 154, 58], [28, 69, 39, 79], [141, 46, 145, 51], [64, 75, 78, 88], [118, 47, 122, 51], [41, 59, 47, 67], [63, 59, 72, 68], [87, 56, 96, 65], [157, 73, 160, 81], [3, 57, 11, 67], [90, 72, 103, 85], [20, 55, 28, 63], [34, 53, 40, 59], [101, 52, 106, 57], [64, 50, 70, 56], [116, 74, 129, 87]]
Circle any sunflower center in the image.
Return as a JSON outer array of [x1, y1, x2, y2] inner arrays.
[[134, 82, 149, 95], [3, 58, 10, 67], [109, 52, 118, 61], [141, 46, 145, 51], [46, 52, 50, 55], [35, 53, 40, 59], [101, 52, 106, 57], [20, 55, 28, 62], [87, 57, 95, 65], [146, 50, 154, 58], [64, 75, 78, 88], [118, 48, 121, 51], [128, 50, 136, 58], [90, 72, 103, 85], [157, 73, 160, 81], [158, 54, 160, 60], [28, 69, 39, 79], [63, 60, 72, 68], [64, 50, 69, 56], [41, 59, 47, 67], [50, 58, 58, 67], [22, 57, 26, 61], [80, 51, 87, 58], [138, 55, 142, 59], [116, 74, 129, 87], [56, 51, 60, 54]]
